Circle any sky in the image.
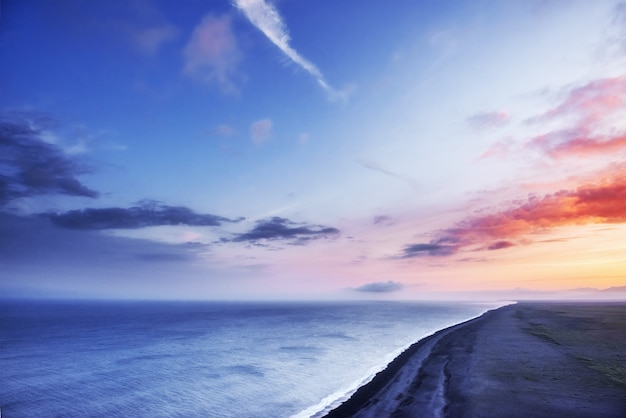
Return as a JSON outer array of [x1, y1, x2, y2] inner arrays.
[[1, 0, 626, 300]]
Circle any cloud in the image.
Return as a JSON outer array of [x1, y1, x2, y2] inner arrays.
[[467, 111, 510, 130], [525, 75, 626, 158], [483, 75, 626, 161], [0, 114, 98, 206], [45, 200, 240, 230], [251, 118, 272, 144], [358, 158, 420, 188], [183, 15, 242, 93], [400, 241, 458, 258], [529, 75, 626, 127], [400, 170, 626, 257], [233, 0, 340, 98], [530, 127, 626, 159], [232, 216, 339, 243], [355, 280, 403, 293]]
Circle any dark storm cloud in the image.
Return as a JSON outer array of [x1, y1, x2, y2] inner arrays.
[[355, 280, 403, 293], [45, 200, 241, 230], [232, 217, 339, 243], [0, 115, 99, 205]]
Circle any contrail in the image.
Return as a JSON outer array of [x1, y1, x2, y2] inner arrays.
[[233, 0, 339, 97]]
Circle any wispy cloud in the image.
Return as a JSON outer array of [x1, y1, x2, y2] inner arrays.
[[358, 158, 419, 188], [0, 113, 98, 206], [527, 75, 626, 158], [355, 280, 403, 293], [482, 75, 626, 161], [251, 118, 272, 144], [45, 200, 240, 230], [529, 75, 626, 127], [233, 0, 341, 98], [530, 128, 626, 159], [400, 168, 626, 258], [183, 15, 242, 93]]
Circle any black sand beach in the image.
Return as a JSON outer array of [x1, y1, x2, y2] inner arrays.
[[324, 302, 626, 417]]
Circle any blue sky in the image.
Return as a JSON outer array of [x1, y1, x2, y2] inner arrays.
[[2, 0, 626, 300]]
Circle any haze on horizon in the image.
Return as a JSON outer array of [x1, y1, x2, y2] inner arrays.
[[1, 0, 625, 300]]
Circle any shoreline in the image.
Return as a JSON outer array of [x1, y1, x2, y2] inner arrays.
[[303, 304, 507, 418], [322, 301, 626, 417]]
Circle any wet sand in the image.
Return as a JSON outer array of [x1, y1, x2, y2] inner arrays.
[[323, 302, 626, 417]]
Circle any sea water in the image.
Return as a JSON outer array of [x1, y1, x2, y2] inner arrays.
[[0, 300, 504, 417]]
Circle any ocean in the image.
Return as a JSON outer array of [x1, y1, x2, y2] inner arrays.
[[0, 300, 503, 417]]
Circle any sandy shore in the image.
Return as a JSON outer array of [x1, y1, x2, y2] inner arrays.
[[323, 302, 626, 417]]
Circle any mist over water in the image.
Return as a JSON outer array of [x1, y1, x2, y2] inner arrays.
[[1, 300, 502, 417]]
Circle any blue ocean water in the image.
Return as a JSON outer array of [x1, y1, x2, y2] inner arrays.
[[0, 300, 503, 417]]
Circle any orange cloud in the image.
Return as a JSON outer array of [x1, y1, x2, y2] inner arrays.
[[401, 171, 626, 257]]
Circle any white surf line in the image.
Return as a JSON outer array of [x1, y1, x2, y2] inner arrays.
[[298, 302, 515, 418]]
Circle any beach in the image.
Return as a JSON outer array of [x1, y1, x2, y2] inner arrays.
[[323, 302, 626, 417]]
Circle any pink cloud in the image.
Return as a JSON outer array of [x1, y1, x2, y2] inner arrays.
[[530, 75, 626, 127], [401, 168, 626, 257], [183, 15, 242, 93], [531, 130, 626, 159], [521, 75, 626, 159]]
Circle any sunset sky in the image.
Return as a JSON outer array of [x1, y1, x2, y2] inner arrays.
[[1, 0, 625, 300]]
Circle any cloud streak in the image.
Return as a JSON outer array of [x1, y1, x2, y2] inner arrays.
[[528, 75, 626, 159], [233, 0, 339, 97], [358, 158, 420, 188], [45, 200, 240, 230]]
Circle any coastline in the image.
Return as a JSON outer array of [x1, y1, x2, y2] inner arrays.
[[322, 302, 626, 418]]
